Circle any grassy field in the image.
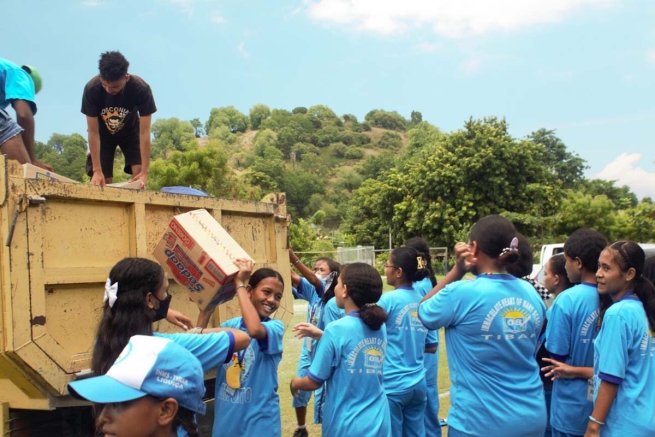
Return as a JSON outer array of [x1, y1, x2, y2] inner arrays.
[[278, 299, 451, 436]]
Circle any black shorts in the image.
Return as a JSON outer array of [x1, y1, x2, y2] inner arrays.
[[98, 133, 141, 177]]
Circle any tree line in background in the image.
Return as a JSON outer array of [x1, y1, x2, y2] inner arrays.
[[34, 105, 654, 264]]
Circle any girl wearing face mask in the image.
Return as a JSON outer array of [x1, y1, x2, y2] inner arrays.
[[92, 258, 251, 435], [288, 248, 342, 435], [211, 259, 286, 437]]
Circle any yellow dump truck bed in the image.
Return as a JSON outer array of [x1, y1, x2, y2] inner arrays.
[[0, 157, 292, 428]]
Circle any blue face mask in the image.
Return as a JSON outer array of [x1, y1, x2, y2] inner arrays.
[[152, 294, 172, 322]]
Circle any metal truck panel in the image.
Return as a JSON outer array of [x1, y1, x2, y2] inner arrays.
[[0, 157, 292, 412]]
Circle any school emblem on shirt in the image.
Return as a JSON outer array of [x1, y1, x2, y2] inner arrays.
[[364, 348, 384, 370], [501, 308, 530, 333], [480, 297, 542, 341], [346, 337, 386, 375], [396, 303, 427, 332], [101, 106, 130, 134]]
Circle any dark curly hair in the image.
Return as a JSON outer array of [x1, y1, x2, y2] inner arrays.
[[99, 51, 129, 81], [469, 215, 520, 266], [564, 228, 607, 272]]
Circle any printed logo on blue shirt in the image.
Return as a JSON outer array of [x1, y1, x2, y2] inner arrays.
[[481, 297, 542, 341], [217, 344, 256, 404], [640, 331, 655, 357], [395, 303, 427, 332], [579, 309, 600, 343], [501, 308, 531, 333], [346, 337, 386, 375]]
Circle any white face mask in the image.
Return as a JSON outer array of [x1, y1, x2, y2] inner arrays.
[[316, 273, 330, 282]]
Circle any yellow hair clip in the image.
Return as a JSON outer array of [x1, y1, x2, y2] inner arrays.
[[417, 257, 426, 270]]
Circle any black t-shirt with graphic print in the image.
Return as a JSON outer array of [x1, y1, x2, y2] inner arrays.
[[81, 74, 156, 139]]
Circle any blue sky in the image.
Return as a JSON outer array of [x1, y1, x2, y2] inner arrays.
[[5, 0, 655, 198]]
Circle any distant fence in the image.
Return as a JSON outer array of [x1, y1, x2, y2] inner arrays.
[[294, 246, 449, 273]]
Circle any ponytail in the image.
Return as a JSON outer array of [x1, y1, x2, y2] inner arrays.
[[341, 263, 388, 331], [405, 237, 437, 287], [360, 303, 388, 331]]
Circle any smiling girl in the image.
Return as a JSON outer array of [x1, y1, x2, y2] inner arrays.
[[584, 241, 655, 437], [210, 259, 285, 437]]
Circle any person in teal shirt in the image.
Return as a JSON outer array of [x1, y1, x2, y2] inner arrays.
[[585, 241, 655, 437], [419, 215, 546, 437], [542, 228, 607, 437], [379, 246, 436, 437], [211, 261, 285, 437], [405, 237, 442, 437], [0, 57, 51, 169], [291, 263, 391, 437]]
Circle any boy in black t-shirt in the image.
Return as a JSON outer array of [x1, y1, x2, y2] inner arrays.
[[81, 51, 156, 187]]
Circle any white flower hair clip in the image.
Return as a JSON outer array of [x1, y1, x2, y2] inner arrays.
[[104, 278, 118, 308]]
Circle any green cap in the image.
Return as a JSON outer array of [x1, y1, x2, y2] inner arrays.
[[21, 65, 42, 94]]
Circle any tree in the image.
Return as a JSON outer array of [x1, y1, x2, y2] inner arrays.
[[249, 104, 271, 130], [148, 140, 234, 197], [527, 129, 587, 189], [344, 146, 365, 159], [292, 107, 308, 114], [342, 175, 406, 247], [357, 153, 396, 180], [35, 133, 88, 181], [377, 131, 402, 149], [410, 110, 423, 125], [253, 129, 278, 157], [307, 105, 340, 124], [345, 117, 562, 248], [364, 109, 407, 131], [555, 191, 617, 238], [151, 118, 196, 159], [189, 118, 203, 137], [206, 106, 249, 134], [579, 179, 638, 209]]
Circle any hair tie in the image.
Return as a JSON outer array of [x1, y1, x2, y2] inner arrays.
[[500, 237, 519, 257], [417, 257, 426, 270], [364, 303, 377, 308], [104, 278, 118, 308]]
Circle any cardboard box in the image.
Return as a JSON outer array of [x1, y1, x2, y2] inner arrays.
[[107, 181, 143, 190], [153, 209, 253, 310], [22, 164, 79, 183]]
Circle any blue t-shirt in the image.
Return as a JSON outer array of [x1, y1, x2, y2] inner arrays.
[[413, 277, 439, 386], [154, 331, 234, 372], [545, 282, 599, 434], [418, 275, 547, 437], [319, 296, 345, 330], [213, 317, 284, 437], [593, 296, 655, 437], [154, 331, 235, 437], [293, 277, 324, 357], [308, 312, 391, 437], [0, 58, 36, 113], [378, 285, 429, 393]]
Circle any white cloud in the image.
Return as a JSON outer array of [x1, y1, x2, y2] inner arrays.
[[305, 0, 614, 38], [238, 42, 250, 59], [595, 153, 655, 199], [81, 0, 103, 7], [210, 11, 226, 24]]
